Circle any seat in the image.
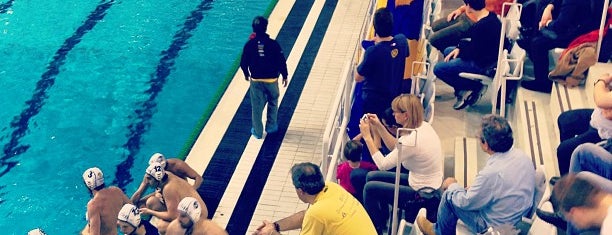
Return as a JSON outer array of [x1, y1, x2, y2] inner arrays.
[[458, 2, 524, 116]]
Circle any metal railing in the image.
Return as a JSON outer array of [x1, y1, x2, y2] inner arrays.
[[321, 0, 376, 182]]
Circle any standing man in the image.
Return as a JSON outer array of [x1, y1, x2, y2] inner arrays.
[[417, 115, 536, 235], [355, 8, 408, 118], [252, 162, 377, 235], [240, 16, 289, 139], [166, 197, 228, 235], [81, 167, 130, 235]]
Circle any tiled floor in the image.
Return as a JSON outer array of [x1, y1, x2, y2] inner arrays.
[[182, 0, 575, 234]]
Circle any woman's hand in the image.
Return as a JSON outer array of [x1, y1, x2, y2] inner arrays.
[[359, 117, 372, 140], [447, 9, 461, 22], [444, 48, 460, 62]]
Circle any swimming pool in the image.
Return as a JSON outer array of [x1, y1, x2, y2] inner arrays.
[[0, 0, 273, 233]]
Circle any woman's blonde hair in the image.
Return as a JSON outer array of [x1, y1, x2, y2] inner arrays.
[[391, 94, 424, 129]]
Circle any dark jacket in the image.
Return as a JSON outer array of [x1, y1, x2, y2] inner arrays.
[[240, 33, 288, 79], [458, 12, 502, 68]]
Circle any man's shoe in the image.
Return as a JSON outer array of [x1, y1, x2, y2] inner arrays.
[[521, 80, 552, 93], [453, 92, 470, 110], [417, 216, 436, 235], [265, 125, 278, 134], [465, 86, 484, 107], [251, 128, 262, 139], [536, 208, 567, 229]]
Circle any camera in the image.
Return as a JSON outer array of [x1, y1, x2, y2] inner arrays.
[[362, 114, 369, 121]]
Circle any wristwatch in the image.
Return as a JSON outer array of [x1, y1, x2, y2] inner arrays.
[[274, 222, 281, 232]]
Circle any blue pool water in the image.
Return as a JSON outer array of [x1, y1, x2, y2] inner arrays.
[[0, 0, 272, 233]]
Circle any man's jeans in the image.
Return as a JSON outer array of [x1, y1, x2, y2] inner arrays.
[[433, 47, 486, 96], [249, 81, 279, 136], [434, 190, 488, 235], [569, 143, 612, 190]]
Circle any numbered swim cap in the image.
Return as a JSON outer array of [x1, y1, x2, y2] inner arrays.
[[178, 197, 201, 222], [82, 167, 104, 190], [27, 228, 46, 235], [148, 153, 167, 169], [117, 204, 141, 228], [146, 162, 165, 181]]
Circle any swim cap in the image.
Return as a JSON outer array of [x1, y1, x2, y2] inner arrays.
[[148, 153, 167, 169], [146, 162, 165, 181], [178, 197, 201, 223], [117, 204, 141, 228], [27, 228, 46, 235], [82, 167, 104, 190]]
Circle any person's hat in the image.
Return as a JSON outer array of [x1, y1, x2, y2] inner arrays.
[[178, 197, 202, 223], [148, 153, 167, 169], [82, 167, 104, 190], [27, 228, 47, 235], [146, 162, 165, 181], [117, 204, 141, 228]]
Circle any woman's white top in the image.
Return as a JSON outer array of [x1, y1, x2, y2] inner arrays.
[[371, 121, 443, 190]]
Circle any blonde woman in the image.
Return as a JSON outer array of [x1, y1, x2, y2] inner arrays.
[[358, 94, 443, 232]]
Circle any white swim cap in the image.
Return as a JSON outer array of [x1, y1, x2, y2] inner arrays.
[[146, 162, 165, 181], [178, 197, 201, 223], [27, 228, 46, 235], [82, 167, 104, 190], [117, 204, 141, 228], [148, 153, 167, 169]]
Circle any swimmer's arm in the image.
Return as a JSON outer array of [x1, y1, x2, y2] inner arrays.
[[86, 204, 101, 235], [130, 175, 149, 204], [182, 165, 203, 189], [145, 189, 179, 221]]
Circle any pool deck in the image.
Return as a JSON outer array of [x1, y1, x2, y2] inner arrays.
[[184, 0, 371, 234]]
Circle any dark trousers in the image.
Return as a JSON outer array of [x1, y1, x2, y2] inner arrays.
[[557, 109, 602, 175], [524, 32, 574, 85], [363, 171, 440, 233]]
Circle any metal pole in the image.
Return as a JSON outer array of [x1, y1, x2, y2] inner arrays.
[[596, 0, 610, 60]]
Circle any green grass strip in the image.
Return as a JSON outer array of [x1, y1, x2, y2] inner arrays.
[[177, 0, 280, 160]]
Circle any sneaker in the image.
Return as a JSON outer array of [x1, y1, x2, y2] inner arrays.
[[265, 125, 278, 134], [453, 95, 467, 110], [465, 86, 484, 107], [251, 128, 262, 139], [417, 216, 436, 235]]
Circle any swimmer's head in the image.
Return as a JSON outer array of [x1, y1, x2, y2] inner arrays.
[[252, 16, 268, 34], [117, 204, 141, 233], [146, 162, 166, 182], [82, 167, 104, 191], [178, 197, 202, 228], [27, 228, 46, 235], [148, 153, 167, 169]]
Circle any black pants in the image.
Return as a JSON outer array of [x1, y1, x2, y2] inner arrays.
[[363, 171, 440, 233], [557, 109, 602, 175]]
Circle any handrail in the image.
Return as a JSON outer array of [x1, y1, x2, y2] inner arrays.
[[321, 0, 376, 181]]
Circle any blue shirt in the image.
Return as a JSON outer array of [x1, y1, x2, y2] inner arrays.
[[447, 148, 536, 227]]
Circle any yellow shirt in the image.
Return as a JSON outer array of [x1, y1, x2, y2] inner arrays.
[[300, 182, 377, 235]]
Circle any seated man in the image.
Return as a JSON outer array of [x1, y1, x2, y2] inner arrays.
[[520, 0, 604, 93], [433, 0, 501, 110], [166, 197, 228, 235], [252, 162, 377, 235], [429, 0, 513, 51], [131, 162, 208, 234], [551, 174, 612, 234], [417, 115, 536, 235], [117, 204, 158, 235], [148, 153, 203, 189], [81, 167, 130, 235], [134, 153, 204, 209]]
